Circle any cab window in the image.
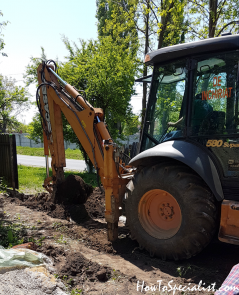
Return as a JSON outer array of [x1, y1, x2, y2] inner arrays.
[[191, 51, 239, 136], [141, 59, 187, 151]]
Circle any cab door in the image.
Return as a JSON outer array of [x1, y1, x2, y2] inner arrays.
[[188, 50, 239, 197]]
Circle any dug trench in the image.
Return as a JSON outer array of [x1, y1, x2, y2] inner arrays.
[[1, 174, 239, 294]]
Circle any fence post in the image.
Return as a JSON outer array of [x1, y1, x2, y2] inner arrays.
[[0, 134, 19, 189]]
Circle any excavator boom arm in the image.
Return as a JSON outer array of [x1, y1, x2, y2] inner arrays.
[[37, 60, 132, 241]]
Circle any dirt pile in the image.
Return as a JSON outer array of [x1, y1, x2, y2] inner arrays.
[[85, 187, 105, 219], [10, 175, 105, 223], [59, 252, 110, 282], [40, 244, 121, 287], [55, 175, 93, 205]]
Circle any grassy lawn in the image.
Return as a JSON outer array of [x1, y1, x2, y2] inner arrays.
[[17, 146, 84, 160], [17, 165, 97, 194], [14, 147, 95, 194]]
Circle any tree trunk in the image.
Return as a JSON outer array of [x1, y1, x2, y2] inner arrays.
[[1, 115, 7, 133], [158, 2, 165, 50], [1, 123, 7, 133], [209, 0, 218, 38], [158, 0, 165, 49], [141, 0, 149, 131], [157, 0, 174, 49]]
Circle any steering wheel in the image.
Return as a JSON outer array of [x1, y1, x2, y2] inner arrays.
[[167, 117, 184, 128]]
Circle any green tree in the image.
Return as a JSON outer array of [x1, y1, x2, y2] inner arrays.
[[60, 35, 138, 139], [0, 11, 8, 57], [7, 121, 28, 133], [0, 75, 30, 133], [27, 113, 42, 143], [24, 47, 52, 86], [25, 1, 139, 171], [156, 0, 187, 48], [25, 39, 138, 170], [188, 0, 239, 39], [96, 0, 138, 44], [122, 114, 140, 135], [135, 0, 187, 128]]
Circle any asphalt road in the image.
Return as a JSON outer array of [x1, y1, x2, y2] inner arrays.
[[17, 155, 87, 171]]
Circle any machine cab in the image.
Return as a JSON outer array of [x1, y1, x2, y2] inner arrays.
[[141, 34, 239, 187]]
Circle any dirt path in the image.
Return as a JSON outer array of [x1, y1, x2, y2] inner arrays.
[[1, 187, 239, 295]]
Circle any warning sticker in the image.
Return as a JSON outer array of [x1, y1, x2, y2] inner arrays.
[[201, 76, 232, 100]]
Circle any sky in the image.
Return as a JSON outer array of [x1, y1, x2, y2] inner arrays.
[[0, 0, 142, 124]]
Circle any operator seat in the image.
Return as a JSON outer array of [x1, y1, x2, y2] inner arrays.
[[191, 94, 225, 135], [191, 94, 213, 134]]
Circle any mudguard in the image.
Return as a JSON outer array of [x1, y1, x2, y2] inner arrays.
[[129, 140, 224, 201]]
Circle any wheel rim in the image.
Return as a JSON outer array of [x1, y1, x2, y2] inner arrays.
[[138, 189, 182, 239]]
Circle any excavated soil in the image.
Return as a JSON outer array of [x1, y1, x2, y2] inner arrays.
[[40, 244, 123, 284], [12, 175, 103, 223], [2, 174, 239, 294]]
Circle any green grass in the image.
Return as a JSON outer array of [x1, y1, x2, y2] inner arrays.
[[18, 165, 98, 194], [17, 146, 84, 160]]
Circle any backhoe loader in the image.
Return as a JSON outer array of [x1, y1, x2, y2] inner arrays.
[[37, 33, 239, 260]]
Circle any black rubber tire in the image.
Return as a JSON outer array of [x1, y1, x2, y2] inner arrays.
[[125, 163, 218, 260]]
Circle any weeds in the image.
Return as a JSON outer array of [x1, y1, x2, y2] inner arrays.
[[28, 236, 46, 247], [61, 275, 79, 294], [176, 265, 192, 277], [0, 177, 8, 193], [52, 222, 67, 233], [111, 269, 121, 282], [71, 288, 82, 294], [54, 234, 67, 244], [0, 221, 26, 248], [15, 213, 21, 220], [176, 263, 206, 279], [52, 222, 63, 228]]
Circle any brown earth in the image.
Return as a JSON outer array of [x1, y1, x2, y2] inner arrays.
[[1, 175, 239, 294]]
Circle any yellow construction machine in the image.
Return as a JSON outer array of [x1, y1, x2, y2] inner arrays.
[[37, 34, 239, 260]]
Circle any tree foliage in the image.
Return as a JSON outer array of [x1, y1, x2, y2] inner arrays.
[[24, 47, 48, 86], [0, 75, 30, 133], [60, 35, 139, 139], [188, 0, 239, 39], [135, 0, 187, 128], [25, 4, 139, 170], [27, 113, 42, 143], [156, 0, 187, 48], [122, 114, 140, 135], [0, 11, 8, 57], [96, 0, 138, 45]]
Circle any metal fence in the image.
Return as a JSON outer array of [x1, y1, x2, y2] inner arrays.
[[121, 141, 139, 165], [0, 134, 19, 189]]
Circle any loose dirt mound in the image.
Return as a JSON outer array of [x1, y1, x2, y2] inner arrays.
[[55, 175, 93, 205], [40, 244, 123, 286], [85, 187, 105, 219], [11, 175, 104, 223]]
